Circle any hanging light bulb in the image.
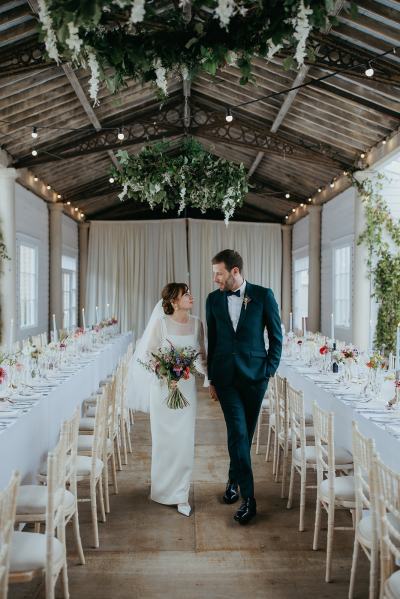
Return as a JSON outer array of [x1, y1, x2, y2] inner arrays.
[[117, 128, 125, 141], [285, 215, 289, 220], [33, 176, 38, 182], [31, 126, 38, 139], [74, 207, 79, 212], [47, 184, 51, 190], [109, 177, 115, 184], [292, 208, 296, 213], [225, 108, 233, 123], [360, 152, 366, 159], [67, 201, 71, 205], [343, 170, 348, 176], [330, 181, 335, 188], [365, 63, 374, 78], [300, 203, 304, 208], [31, 149, 38, 157], [285, 193, 290, 199], [57, 194, 61, 199], [382, 139, 387, 145], [318, 187, 322, 193], [308, 197, 312, 202]]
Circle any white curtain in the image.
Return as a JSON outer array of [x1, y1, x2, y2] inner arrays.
[[188, 218, 282, 323], [86, 220, 188, 337]]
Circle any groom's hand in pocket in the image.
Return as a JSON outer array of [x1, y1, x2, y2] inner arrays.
[[209, 384, 219, 402]]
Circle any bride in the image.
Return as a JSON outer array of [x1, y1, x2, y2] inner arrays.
[[128, 283, 207, 517]]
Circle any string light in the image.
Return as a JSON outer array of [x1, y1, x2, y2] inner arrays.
[[33, 176, 38, 182], [74, 207, 79, 212], [365, 63, 374, 77], [57, 194, 61, 199], [343, 170, 348, 176], [47, 184, 51, 190], [109, 177, 115, 184], [308, 197, 312, 202], [318, 187, 322, 193], [285, 193, 290, 199], [225, 108, 233, 123], [292, 208, 296, 213], [285, 215, 289, 220], [330, 181, 335, 188], [67, 201, 71, 205], [360, 152, 366, 159], [300, 203, 304, 207], [382, 139, 387, 145], [31, 126, 38, 139], [31, 149, 37, 156], [117, 128, 125, 141]]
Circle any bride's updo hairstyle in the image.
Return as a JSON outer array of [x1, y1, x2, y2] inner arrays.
[[161, 283, 189, 315]]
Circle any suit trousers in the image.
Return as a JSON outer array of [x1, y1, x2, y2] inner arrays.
[[216, 377, 268, 500]]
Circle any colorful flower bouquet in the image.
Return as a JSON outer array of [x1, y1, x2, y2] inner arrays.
[[366, 353, 385, 369], [140, 340, 199, 409], [342, 347, 358, 362]]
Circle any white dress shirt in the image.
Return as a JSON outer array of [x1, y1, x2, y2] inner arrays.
[[227, 280, 246, 332]]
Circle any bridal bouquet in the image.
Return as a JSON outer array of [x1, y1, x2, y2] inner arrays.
[[140, 341, 199, 409]]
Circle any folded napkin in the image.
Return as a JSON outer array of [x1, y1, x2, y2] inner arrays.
[[0, 411, 19, 418]]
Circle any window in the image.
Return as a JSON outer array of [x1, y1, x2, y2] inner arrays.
[[293, 255, 309, 331], [19, 243, 38, 329], [334, 245, 351, 328], [62, 255, 77, 330]]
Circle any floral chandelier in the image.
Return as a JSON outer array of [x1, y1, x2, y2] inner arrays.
[[38, 0, 335, 103], [111, 138, 248, 224]]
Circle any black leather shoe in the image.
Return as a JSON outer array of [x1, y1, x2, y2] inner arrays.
[[234, 497, 257, 525], [223, 480, 239, 504]]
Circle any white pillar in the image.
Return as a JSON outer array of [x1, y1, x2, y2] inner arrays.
[[308, 205, 322, 333], [48, 202, 63, 334], [352, 172, 371, 352], [79, 222, 90, 326], [0, 167, 17, 349], [281, 224, 292, 331]]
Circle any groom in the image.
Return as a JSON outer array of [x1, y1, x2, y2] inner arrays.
[[206, 249, 282, 525]]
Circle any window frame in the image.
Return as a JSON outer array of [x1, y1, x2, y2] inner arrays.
[[17, 234, 39, 331], [332, 238, 352, 330], [292, 247, 309, 332], [62, 251, 78, 330]]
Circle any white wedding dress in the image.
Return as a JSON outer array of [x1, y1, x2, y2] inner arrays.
[[143, 314, 207, 506]]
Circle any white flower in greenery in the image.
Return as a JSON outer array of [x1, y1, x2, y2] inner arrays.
[[181, 65, 189, 81], [87, 51, 100, 105], [154, 59, 168, 95], [226, 51, 238, 66], [215, 0, 237, 28], [130, 0, 146, 23], [37, 0, 60, 63], [266, 40, 283, 61], [292, 0, 313, 66], [66, 22, 82, 57], [118, 183, 128, 202]]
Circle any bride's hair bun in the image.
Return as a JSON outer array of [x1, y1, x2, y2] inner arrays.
[[161, 283, 189, 315]]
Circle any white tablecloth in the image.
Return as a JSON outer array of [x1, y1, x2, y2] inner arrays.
[[0, 333, 132, 488], [279, 360, 400, 474]]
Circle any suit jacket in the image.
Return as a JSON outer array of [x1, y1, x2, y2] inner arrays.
[[206, 282, 282, 387]]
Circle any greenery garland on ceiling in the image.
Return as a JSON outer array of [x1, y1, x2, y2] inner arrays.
[[37, 0, 340, 103], [111, 138, 248, 224], [354, 173, 400, 354]]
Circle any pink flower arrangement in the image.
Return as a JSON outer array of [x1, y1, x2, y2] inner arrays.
[[0, 367, 7, 384]]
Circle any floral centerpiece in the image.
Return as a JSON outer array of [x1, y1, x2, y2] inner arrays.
[[139, 340, 199, 409], [112, 139, 247, 224], [37, 0, 338, 103], [366, 353, 385, 369], [342, 347, 358, 362]]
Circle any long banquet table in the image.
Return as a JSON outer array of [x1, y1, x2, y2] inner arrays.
[[279, 358, 400, 474], [0, 332, 132, 488]]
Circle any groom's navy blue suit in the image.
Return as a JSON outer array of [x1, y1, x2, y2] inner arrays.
[[206, 282, 282, 500]]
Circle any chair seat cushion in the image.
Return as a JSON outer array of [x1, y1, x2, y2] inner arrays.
[[79, 417, 95, 431], [78, 435, 112, 453], [85, 406, 96, 418], [10, 531, 64, 572], [320, 475, 355, 504], [294, 445, 353, 466], [76, 455, 103, 478], [386, 570, 400, 598], [16, 486, 75, 515], [358, 510, 400, 545]]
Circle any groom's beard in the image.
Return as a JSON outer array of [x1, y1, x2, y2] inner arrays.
[[221, 274, 235, 292]]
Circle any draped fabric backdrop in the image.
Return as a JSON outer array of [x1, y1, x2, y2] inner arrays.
[[86, 219, 282, 336], [188, 219, 282, 323], [86, 220, 188, 337]]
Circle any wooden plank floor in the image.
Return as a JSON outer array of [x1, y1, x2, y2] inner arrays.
[[10, 385, 369, 598]]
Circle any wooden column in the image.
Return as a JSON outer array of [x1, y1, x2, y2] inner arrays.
[[308, 205, 322, 333], [48, 202, 63, 335]]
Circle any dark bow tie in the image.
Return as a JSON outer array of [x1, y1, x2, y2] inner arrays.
[[227, 289, 241, 297]]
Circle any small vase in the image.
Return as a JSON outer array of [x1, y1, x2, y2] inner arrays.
[[344, 360, 352, 382]]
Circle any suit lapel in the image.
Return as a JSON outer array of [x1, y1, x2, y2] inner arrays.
[[236, 282, 255, 334], [219, 290, 235, 332]]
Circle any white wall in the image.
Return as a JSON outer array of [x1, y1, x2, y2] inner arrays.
[[15, 184, 49, 341], [292, 214, 309, 253], [321, 187, 356, 343]]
